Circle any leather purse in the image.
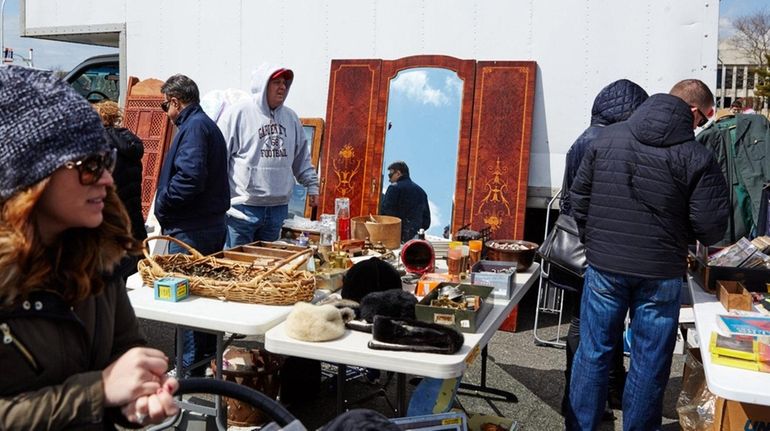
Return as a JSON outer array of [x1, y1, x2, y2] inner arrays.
[[536, 213, 587, 278]]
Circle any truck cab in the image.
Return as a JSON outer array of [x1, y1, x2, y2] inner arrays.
[[64, 53, 120, 102]]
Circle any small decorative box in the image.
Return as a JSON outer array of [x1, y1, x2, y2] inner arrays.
[[153, 277, 190, 302]]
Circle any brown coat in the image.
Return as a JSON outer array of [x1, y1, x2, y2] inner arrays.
[[0, 276, 144, 430]]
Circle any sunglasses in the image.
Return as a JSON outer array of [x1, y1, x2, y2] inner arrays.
[[160, 100, 170, 112], [62, 148, 117, 185], [692, 106, 713, 128]]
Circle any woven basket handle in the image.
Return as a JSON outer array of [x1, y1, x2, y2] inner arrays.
[[141, 235, 206, 270], [251, 248, 314, 283]]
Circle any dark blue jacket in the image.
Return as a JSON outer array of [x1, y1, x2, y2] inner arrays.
[[380, 175, 431, 242], [571, 94, 729, 278], [154, 103, 229, 232], [561, 79, 649, 216]]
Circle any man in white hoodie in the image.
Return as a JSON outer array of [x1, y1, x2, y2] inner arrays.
[[218, 64, 319, 247]]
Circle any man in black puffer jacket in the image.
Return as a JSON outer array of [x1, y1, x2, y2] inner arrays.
[[566, 79, 729, 431]]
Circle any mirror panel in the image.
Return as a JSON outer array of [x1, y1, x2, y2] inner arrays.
[[380, 68, 462, 238], [287, 118, 324, 219]]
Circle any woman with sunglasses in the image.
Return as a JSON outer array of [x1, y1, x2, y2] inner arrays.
[[0, 66, 178, 429]]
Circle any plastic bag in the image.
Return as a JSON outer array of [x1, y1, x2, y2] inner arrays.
[[677, 349, 717, 430]]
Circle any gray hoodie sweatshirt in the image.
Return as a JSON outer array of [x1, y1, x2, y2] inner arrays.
[[218, 63, 319, 206]]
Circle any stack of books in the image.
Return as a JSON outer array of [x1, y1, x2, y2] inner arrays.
[[710, 314, 770, 372]]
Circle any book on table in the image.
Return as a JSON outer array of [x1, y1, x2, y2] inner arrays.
[[711, 352, 770, 372], [716, 314, 770, 337], [709, 331, 770, 362]]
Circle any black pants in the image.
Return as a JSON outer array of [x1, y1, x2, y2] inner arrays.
[[562, 285, 626, 413]]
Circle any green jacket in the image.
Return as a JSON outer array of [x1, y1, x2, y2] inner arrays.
[[0, 277, 145, 430], [697, 113, 770, 242]]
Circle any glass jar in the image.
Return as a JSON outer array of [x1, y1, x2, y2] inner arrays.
[[319, 214, 336, 246]]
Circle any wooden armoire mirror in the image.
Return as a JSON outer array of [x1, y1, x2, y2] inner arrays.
[[318, 56, 536, 240]]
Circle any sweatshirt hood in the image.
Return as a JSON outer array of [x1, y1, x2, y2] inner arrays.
[[590, 79, 649, 126], [249, 63, 293, 113], [626, 93, 696, 148]]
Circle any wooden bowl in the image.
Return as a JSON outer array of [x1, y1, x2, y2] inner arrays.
[[484, 239, 539, 271]]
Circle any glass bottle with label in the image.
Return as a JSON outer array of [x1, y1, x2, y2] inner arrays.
[[335, 197, 351, 241]]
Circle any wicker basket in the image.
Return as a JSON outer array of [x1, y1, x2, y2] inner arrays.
[[137, 236, 316, 305]]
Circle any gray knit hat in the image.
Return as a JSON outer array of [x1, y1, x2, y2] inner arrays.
[[0, 65, 108, 200]]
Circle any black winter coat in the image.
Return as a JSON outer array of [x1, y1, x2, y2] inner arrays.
[[380, 175, 431, 242], [571, 94, 729, 279], [106, 127, 147, 243], [561, 79, 649, 216]]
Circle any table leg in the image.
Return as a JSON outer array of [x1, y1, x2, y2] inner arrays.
[[458, 345, 518, 402], [396, 373, 407, 416], [336, 363, 347, 416], [214, 332, 226, 431]]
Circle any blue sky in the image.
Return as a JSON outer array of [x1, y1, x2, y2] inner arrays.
[[382, 68, 462, 238], [1, 0, 115, 71], [719, 0, 769, 38]]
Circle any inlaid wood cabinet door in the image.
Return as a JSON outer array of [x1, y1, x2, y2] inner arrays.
[[463, 61, 537, 239], [318, 60, 382, 218]]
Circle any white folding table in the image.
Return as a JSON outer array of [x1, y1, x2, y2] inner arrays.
[[265, 264, 540, 414], [689, 278, 770, 406], [126, 273, 294, 430]]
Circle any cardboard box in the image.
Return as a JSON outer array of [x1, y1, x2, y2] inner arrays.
[[416, 273, 457, 296], [718, 280, 752, 311], [713, 398, 770, 430], [470, 260, 516, 299], [688, 246, 770, 294], [153, 277, 189, 302], [415, 283, 493, 333]]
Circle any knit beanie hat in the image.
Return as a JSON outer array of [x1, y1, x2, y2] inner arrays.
[[0, 65, 108, 200]]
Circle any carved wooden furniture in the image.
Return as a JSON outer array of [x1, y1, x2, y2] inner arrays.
[[318, 56, 536, 239]]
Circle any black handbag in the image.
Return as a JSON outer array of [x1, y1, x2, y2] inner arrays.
[[537, 213, 587, 278]]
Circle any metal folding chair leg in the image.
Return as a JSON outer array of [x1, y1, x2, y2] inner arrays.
[[532, 190, 567, 348]]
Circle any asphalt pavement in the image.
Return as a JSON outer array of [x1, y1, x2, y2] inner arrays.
[[136, 283, 686, 430]]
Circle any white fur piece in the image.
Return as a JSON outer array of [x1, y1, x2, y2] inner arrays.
[[285, 302, 346, 342]]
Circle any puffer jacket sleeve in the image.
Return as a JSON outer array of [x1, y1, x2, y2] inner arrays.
[[0, 371, 105, 430], [570, 144, 596, 240], [108, 277, 146, 362], [689, 152, 730, 246]]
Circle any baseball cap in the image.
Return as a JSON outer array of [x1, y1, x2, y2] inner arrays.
[[270, 68, 294, 81]]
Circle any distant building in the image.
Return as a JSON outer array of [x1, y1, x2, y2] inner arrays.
[[716, 40, 768, 111]]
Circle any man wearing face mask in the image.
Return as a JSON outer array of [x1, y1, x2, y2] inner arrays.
[[566, 79, 729, 430], [218, 63, 319, 247]]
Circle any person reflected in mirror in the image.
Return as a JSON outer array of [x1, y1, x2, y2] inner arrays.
[[218, 63, 319, 247], [157, 74, 230, 377], [0, 66, 178, 429], [566, 79, 729, 430], [93, 100, 147, 281], [557, 79, 649, 421], [380, 161, 431, 243]]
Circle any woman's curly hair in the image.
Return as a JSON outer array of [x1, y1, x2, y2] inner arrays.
[[0, 180, 142, 304], [93, 100, 123, 127]]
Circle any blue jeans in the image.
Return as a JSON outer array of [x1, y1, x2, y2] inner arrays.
[[567, 266, 681, 431], [226, 204, 288, 248], [164, 223, 226, 375]]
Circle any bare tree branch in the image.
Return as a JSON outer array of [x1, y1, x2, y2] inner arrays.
[[729, 9, 770, 68]]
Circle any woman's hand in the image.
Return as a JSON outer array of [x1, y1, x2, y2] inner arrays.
[[101, 347, 170, 407], [121, 378, 179, 425]]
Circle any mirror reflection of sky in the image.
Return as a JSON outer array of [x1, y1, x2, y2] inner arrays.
[[382, 68, 462, 237]]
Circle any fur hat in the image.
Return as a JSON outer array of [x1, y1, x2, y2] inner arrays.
[[360, 289, 417, 323], [368, 316, 464, 354], [341, 258, 402, 302], [0, 66, 108, 200], [285, 302, 355, 342]]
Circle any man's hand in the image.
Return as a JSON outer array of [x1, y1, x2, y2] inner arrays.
[[308, 194, 319, 207]]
